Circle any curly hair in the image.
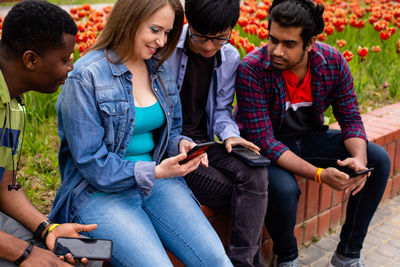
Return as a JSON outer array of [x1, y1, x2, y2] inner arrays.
[[0, 0, 78, 59], [268, 0, 325, 49]]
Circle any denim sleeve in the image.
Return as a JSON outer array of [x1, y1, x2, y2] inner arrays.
[[213, 48, 241, 141], [58, 76, 154, 192]]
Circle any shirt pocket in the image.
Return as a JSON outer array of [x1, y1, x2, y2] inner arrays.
[[98, 101, 129, 145]]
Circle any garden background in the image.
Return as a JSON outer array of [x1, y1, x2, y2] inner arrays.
[[0, 0, 399, 215]]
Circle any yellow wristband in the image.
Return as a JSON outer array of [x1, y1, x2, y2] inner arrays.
[[315, 168, 323, 184], [48, 223, 60, 233]]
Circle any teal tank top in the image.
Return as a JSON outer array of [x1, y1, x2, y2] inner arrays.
[[123, 102, 165, 162]]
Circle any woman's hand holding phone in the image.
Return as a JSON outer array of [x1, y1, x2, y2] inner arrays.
[[179, 139, 208, 167], [155, 151, 205, 179]]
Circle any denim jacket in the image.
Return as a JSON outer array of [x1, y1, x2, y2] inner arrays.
[[50, 50, 187, 223], [167, 24, 241, 141]]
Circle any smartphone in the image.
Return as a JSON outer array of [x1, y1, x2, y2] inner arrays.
[[231, 146, 270, 167], [179, 142, 217, 164], [53, 237, 113, 261], [348, 167, 374, 178]]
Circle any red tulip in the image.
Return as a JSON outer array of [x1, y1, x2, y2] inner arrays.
[[379, 30, 390, 40], [257, 27, 269, 40], [342, 50, 354, 62], [357, 46, 368, 58], [238, 16, 248, 27], [317, 33, 327, 41], [336, 39, 346, 48], [324, 24, 334, 35], [255, 10, 267, 20], [373, 45, 381, 53]]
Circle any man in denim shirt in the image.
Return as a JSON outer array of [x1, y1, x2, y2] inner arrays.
[[167, 0, 269, 266]]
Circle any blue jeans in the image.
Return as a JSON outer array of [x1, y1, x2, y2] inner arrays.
[[73, 177, 232, 267], [266, 130, 390, 262]]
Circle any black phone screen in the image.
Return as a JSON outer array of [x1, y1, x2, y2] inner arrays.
[[54, 237, 113, 260], [231, 146, 270, 166], [232, 147, 260, 159]]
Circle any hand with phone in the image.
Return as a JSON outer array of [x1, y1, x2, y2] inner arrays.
[[337, 157, 372, 195], [154, 140, 207, 179], [224, 136, 260, 154], [305, 157, 373, 195], [179, 140, 215, 166], [45, 223, 98, 265]]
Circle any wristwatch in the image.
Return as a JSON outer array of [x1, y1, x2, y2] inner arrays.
[[33, 219, 52, 240]]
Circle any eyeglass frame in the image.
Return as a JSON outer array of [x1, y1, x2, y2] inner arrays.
[[188, 26, 232, 45]]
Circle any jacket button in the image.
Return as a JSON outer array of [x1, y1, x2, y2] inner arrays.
[[130, 119, 134, 123], [128, 90, 131, 94], [88, 189, 93, 193], [154, 88, 158, 91], [120, 146, 125, 150], [181, 64, 185, 68]]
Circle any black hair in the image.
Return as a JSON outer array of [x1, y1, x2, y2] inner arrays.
[[185, 0, 240, 35], [0, 0, 78, 59], [268, 0, 324, 49]]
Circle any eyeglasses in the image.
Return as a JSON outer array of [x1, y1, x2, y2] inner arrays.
[[188, 27, 231, 45]]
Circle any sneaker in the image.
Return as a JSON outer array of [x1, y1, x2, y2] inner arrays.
[[277, 257, 300, 267], [330, 251, 365, 267]]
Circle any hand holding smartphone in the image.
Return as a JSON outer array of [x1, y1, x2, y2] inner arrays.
[[53, 237, 113, 261], [304, 158, 374, 178], [179, 142, 217, 164], [348, 167, 374, 178]]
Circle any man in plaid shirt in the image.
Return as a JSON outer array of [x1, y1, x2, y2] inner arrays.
[[235, 0, 390, 266]]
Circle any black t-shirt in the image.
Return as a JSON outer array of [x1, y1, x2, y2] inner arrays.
[[180, 46, 214, 140]]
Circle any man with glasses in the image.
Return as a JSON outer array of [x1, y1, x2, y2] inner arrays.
[[167, 0, 269, 266]]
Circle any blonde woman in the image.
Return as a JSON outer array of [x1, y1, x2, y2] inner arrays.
[[49, 0, 232, 266]]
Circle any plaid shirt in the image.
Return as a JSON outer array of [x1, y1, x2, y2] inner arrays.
[[235, 42, 367, 162]]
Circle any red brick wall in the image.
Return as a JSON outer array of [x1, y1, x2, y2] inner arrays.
[[168, 103, 400, 266]]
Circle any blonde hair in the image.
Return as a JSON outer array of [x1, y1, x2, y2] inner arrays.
[[91, 0, 184, 68]]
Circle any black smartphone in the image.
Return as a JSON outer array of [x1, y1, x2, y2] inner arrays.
[[231, 146, 271, 167], [348, 167, 374, 178], [53, 237, 113, 261], [179, 142, 217, 164]]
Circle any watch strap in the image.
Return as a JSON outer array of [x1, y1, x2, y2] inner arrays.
[[14, 241, 33, 265], [33, 219, 52, 240]]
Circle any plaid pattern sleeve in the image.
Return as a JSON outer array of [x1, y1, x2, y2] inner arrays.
[[328, 47, 367, 141], [235, 48, 289, 162]]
